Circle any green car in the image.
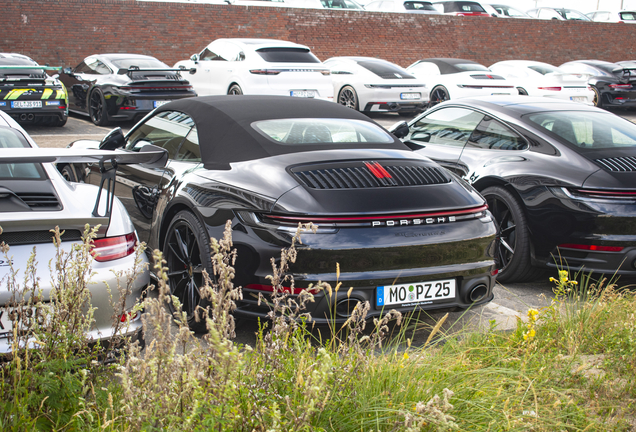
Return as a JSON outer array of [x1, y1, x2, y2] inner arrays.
[[0, 53, 68, 127]]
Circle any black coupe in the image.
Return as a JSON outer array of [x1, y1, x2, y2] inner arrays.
[[64, 96, 498, 328], [391, 96, 636, 283], [59, 53, 197, 126], [559, 60, 636, 109]]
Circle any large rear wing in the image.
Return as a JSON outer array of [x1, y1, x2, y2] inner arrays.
[[117, 66, 196, 78], [0, 148, 166, 218]]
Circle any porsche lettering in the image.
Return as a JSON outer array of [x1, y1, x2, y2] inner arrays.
[[372, 216, 456, 227]]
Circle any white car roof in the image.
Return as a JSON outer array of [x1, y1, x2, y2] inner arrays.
[[211, 38, 311, 51]]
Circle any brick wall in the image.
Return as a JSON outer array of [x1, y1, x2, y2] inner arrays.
[[2, 0, 634, 70]]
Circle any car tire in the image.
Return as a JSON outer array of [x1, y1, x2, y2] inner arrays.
[[338, 85, 359, 110], [164, 210, 213, 332], [60, 164, 77, 182], [228, 84, 243, 95], [429, 86, 450, 107], [481, 186, 538, 283], [591, 86, 603, 108], [89, 90, 110, 126], [517, 87, 528, 96]]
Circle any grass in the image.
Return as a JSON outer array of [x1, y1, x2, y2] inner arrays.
[[1, 223, 636, 431]]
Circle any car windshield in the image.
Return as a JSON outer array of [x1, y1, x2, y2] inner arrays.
[[526, 111, 636, 149], [528, 64, 560, 75], [110, 57, 169, 69], [454, 63, 489, 72], [357, 60, 415, 79], [255, 48, 320, 63], [619, 11, 636, 20], [252, 118, 395, 145], [557, 9, 588, 20], [0, 127, 44, 179]]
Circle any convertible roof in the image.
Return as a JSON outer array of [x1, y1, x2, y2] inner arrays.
[[418, 58, 481, 75], [153, 96, 409, 170]]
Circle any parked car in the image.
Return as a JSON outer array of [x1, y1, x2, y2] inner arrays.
[[559, 60, 636, 109], [485, 3, 531, 18], [58, 53, 196, 126], [406, 58, 515, 106], [365, 0, 440, 13], [0, 111, 158, 353], [526, 7, 591, 21], [586, 10, 636, 23], [431, 1, 491, 16], [174, 39, 333, 102], [64, 95, 498, 328], [489, 60, 594, 104], [390, 96, 636, 282], [0, 53, 68, 127], [292, 0, 365, 8], [324, 57, 428, 115]]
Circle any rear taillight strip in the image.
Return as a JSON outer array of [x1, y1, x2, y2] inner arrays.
[[91, 232, 137, 262]]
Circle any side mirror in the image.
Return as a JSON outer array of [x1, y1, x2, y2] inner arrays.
[[391, 121, 410, 139], [99, 127, 126, 150], [139, 144, 169, 168], [63, 67, 72, 74], [190, 54, 199, 63]]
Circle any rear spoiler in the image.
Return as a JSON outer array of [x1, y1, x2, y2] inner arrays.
[[117, 66, 196, 77], [0, 65, 62, 71], [0, 148, 166, 218]]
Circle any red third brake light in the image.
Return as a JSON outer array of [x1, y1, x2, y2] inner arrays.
[[91, 233, 137, 262], [538, 87, 562, 91]]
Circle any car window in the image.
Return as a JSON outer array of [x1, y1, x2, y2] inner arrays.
[[175, 127, 201, 162], [0, 126, 44, 179], [538, 8, 560, 19], [526, 111, 636, 149], [560, 63, 608, 76], [528, 64, 560, 75], [84, 57, 111, 75], [110, 57, 169, 69], [252, 119, 394, 144], [620, 11, 636, 20], [357, 60, 415, 79], [126, 110, 194, 159], [409, 107, 485, 148], [561, 9, 588, 20], [408, 62, 441, 76], [405, 1, 435, 10], [255, 48, 320, 63], [74, 61, 93, 74], [200, 47, 225, 61], [466, 117, 527, 150]]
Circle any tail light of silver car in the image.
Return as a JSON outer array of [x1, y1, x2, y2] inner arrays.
[[91, 232, 137, 262]]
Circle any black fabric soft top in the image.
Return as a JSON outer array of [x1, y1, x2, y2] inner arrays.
[[154, 95, 410, 170]]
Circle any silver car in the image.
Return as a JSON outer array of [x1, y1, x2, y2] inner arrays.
[[0, 112, 159, 353]]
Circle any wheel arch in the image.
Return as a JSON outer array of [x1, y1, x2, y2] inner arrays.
[[227, 82, 242, 93], [472, 177, 527, 216], [158, 201, 201, 251]]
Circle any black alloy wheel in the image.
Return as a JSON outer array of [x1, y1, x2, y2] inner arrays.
[[228, 84, 243, 95], [338, 85, 359, 110], [164, 210, 213, 332], [517, 87, 528, 96], [429, 86, 450, 107], [89, 90, 110, 126], [482, 186, 541, 283], [591, 86, 603, 108], [60, 164, 77, 182]]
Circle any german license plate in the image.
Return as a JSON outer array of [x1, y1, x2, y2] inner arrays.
[[400, 92, 421, 100], [0, 306, 44, 337], [11, 100, 42, 109], [153, 100, 170, 108], [570, 96, 587, 103], [377, 278, 455, 308], [290, 90, 315, 98]]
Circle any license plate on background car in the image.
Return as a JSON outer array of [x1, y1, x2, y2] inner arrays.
[[153, 100, 170, 108], [400, 92, 421, 100], [290, 90, 316, 98], [570, 96, 588, 103], [0, 306, 43, 338], [376, 278, 456, 308], [11, 100, 42, 109]]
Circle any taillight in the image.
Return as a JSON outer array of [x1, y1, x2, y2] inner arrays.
[[558, 244, 624, 252], [608, 83, 632, 89], [249, 69, 282, 75], [91, 232, 137, 262], [538, 86, 561, 91]]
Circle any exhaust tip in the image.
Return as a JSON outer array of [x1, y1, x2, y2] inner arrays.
[[469, 284, 488, 302], [388, 103, 398, 110], [20, 114, 27, 121], [27, 113, 35, 121], [335, 298, 362, 318]]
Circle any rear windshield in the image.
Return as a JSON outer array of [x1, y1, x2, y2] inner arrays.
[[0, 126, 45, 179], [404, 1, 435, 10], [110, 57, 169, 69], [448, 1, 486, 12], [357, 60, 415, 79], [252, 118, 395, 145], [255, 48, 320, 63], [454, 63, 489, 72], [528, 64, 560, 75], [0, 57, 38, 66], [526, 111, 636, 149], [620, 11, 636, 20]]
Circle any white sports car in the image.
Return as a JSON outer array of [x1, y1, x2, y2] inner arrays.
[[489, 60, 594, 105], [324, 56, 428, 115], [406, 58, 515, 106], [174, 38, 333, 101], [0, 112, 161, 354]]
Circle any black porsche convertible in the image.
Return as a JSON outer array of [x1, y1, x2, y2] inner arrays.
[[391, 96, 636, 283], [63, 96, 498, 328], [58, 53, 196, 126]]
